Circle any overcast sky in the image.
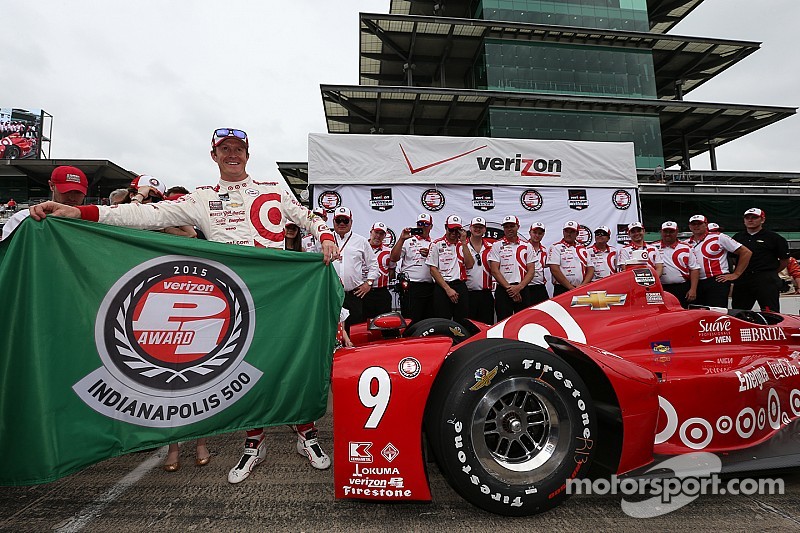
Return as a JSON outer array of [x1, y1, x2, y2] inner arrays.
[[3, 0, 797, 190]]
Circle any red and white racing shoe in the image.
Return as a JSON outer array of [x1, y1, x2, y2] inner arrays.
[[296, 429, 330, 470], [227, 436, 266, 484]]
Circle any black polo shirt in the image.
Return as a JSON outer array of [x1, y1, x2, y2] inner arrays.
[[732, 228, 789, 274]]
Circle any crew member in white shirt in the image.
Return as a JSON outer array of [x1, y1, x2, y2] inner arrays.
[[526, 221, 550, 305], [617, 221, 663, 276], [687, 214, 751, 308], [488, 215, 535, 320], [588, 225, 617, 280], [654, 220, 699, 308], [330, 206, 379, 331], [548, 220, 594, 296], [427, 214, 474, 325], [390, 213, 434, 323], [465, 216, 496, 325], [363, 221, 395, 319]]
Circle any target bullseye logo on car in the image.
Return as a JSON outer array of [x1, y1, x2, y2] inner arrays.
[[73, 256, 262, 427]]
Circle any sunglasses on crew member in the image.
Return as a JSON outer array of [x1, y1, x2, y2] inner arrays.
[[416, 221, 432, 227], [213, 128, 248, 142], [334, 217, 351, 224]]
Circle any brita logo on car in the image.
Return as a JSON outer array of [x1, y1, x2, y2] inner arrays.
[[476, 154, 562, 177]]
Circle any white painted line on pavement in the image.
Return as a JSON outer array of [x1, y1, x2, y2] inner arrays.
[[55, 446, 166, 533]]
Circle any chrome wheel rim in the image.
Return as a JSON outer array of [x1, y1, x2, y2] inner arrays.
[[471, 377, 568, 484]]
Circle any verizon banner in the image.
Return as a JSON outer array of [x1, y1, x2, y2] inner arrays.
[[309, 134, 640, 249], [308, 133, 637, 187]]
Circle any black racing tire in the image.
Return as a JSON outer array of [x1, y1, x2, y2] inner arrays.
[[4, 145, 20, 159], [402, 318, 473, 344], [424, 338, 596, 516]]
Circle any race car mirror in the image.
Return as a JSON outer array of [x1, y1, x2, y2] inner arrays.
[[368, 312, 407, 331]]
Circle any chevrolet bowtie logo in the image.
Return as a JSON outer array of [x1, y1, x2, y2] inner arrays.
[[570, 291, 627, 310]]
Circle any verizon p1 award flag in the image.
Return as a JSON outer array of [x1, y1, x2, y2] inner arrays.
[[0, 217, 343, 485]]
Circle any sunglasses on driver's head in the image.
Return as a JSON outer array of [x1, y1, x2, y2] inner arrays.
[[213, 128, 248, 143]]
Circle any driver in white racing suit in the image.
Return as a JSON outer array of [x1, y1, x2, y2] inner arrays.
[[30, 128, 339, 484]]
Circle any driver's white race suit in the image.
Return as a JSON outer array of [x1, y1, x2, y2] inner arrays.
[[77, 176, 333, 248]]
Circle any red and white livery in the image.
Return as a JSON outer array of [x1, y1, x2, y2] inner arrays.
[[333, 268, 800, 516]]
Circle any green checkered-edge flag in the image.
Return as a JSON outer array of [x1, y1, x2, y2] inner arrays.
[[0, 217, 343, 485]]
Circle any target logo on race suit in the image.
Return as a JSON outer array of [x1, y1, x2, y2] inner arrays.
[[73, 256, 262, 427], [250, 193, 287, 246]]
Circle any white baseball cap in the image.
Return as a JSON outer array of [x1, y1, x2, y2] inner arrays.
[[627, 221, 644, 231], [333, 206, 352, 220], [744, 208, 765, 218], [708, 222, 720, 231], [594, 225, 610, 235], [471, 216, 487, 226], [131, 175, 166, 198], [502, 215, 520, 226], [661, 221, 678, 230], [689, 214, 707, 224], [530, 221, 546, 231], [417, 213, 432, 224], [563, 220, 579, 230], [445, 215, 463, 229], [371, 222, 387, 233]]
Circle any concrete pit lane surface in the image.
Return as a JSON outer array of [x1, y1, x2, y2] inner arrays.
[[1, 405, 800, 532]]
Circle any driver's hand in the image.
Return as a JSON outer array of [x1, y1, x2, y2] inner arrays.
[[29, 201, 81, 221]]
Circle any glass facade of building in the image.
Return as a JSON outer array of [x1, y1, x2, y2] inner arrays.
[[470, 0, 650, 32], [461, 1, 665, 168], [475, 40, 657, 99], [483, 108, 664, 168]]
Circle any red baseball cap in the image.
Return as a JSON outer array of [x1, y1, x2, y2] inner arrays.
[[50, 166, 88, 195]]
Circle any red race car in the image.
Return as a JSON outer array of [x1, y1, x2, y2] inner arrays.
[[332, 267, 800, 515], [0, 133, 36, 159]]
